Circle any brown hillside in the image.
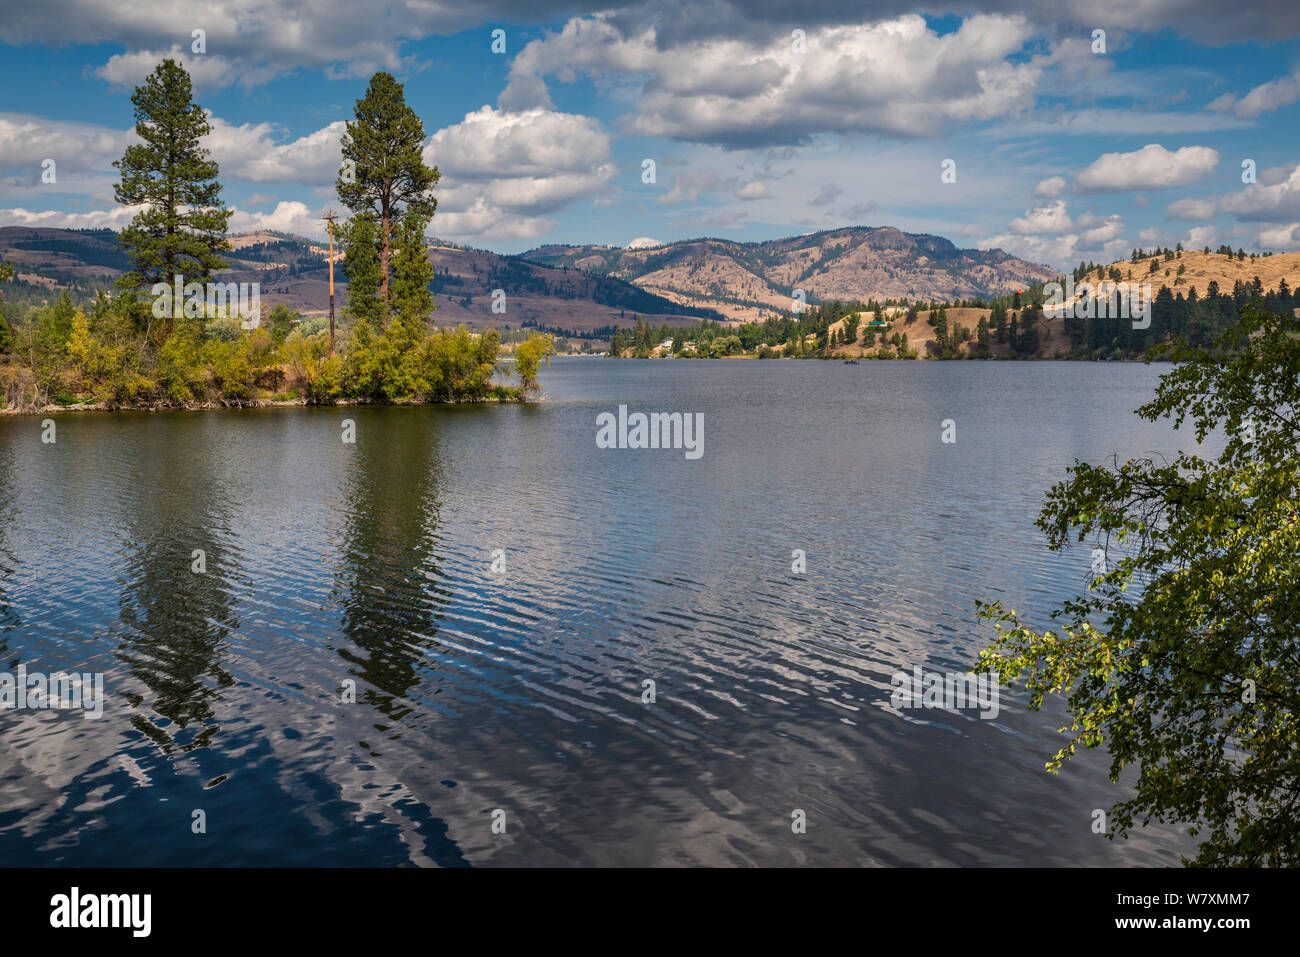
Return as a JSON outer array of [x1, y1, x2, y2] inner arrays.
[[520, 226, 1059, 324], [1093, 249, 1300, 298], [823, 307, 1072, 359]]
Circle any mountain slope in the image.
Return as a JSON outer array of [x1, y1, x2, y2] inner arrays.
[[1089, 248, 1300, 297], [0, 226, 720, 333], [521, 227, 1060, 323]]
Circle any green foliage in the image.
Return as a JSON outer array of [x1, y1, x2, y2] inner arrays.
[[513, 332, 554, 396], [41, 291, 77, 348], [976, 304, 1300, 865], [1016, 305, 1041, 356], [343, 318, 383, 397], [296, 315, 329, 338], [266, 304, 298, 344], [421, 325, 499, 402], [989, 301, 1008, 344], [0, 260, 12, 353], [113, 58, 231, 333], [333, 317, 500, 403], [390, 210, 436, 327], [205, 338, 256, 401], [204, 316, 244, 342], [282, 330, 341, 403], [155, 332, 206, 404], [0, 70, 524, 413], [339, 214, 382, 324], [705, 334, 743, 357], [336, 72, 439, 326]]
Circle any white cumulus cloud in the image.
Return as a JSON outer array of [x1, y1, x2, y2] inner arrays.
[[1208, 71, 1300, 119], [422, 106, 616, 241], [501, 13, 1041, 147], [1032, 176, 1066, 198], [1074, 143, 1219, 193], [1009, 199, 1073, 235]]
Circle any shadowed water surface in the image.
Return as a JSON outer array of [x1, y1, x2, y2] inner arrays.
[[0, 359, 1206, 865]]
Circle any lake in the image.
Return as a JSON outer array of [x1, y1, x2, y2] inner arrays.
[[0, 358, 1204, 866]]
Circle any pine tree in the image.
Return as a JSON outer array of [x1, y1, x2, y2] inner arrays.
[[113, 59, 232, 336], [990, 301, 1008, 344], [0, 261, 12, 353], [1017, 305, 1041, 355], [390, 211, 435, 328], [337, 72, 439, 329], [339, 215, 382, 325]]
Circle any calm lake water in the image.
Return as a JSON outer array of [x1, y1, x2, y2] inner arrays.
[[0, 358, 1205, 866]]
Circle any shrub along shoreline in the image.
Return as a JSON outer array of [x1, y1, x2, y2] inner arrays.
[[0, 292, 554, 415], [0, 391, 524, 417]]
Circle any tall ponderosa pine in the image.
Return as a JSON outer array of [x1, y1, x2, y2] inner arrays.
[[336, 72, 439, 329], [114, 59, 231, 336]]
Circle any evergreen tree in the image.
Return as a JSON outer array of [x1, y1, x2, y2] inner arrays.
[[990, 302, 1008, 344], [113, 58, 232, 336], [41, 291, 77, 348], [390, 211, 436, 328], [1017, 306, 1040, 356], [0, 261, 12, 353], [337, 72, 440, 328], [339, 215, 382, 324], [1152, 285, 1176, 345]]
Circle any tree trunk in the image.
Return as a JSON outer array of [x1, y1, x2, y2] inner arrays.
[[379, 205, 391, 330]]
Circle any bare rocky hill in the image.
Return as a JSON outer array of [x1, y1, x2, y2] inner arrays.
[[521, 226, 1060, 323]]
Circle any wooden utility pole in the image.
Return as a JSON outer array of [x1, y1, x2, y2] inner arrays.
[[322, 210, 338, 354]]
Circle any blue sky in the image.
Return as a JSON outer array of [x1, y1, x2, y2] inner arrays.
[[2, 1, 1300, 268]]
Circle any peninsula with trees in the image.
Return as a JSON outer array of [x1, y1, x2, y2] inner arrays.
[[0, 60, 553, 413]]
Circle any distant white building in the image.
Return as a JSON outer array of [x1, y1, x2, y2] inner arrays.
[[660, 338, 674, 350]]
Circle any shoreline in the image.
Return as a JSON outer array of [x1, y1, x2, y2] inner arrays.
[[0, 355, 1167, 415], [592, 353, 1164, 362], [1, 393, 524, 417]]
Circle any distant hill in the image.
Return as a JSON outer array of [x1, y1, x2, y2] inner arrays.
[[0, 224, 1064, 332], [0, 226, 722, 334], [0, 227, 132, 283], [1088, 248, 1300, 298], [520, 226, 1060, 323]]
